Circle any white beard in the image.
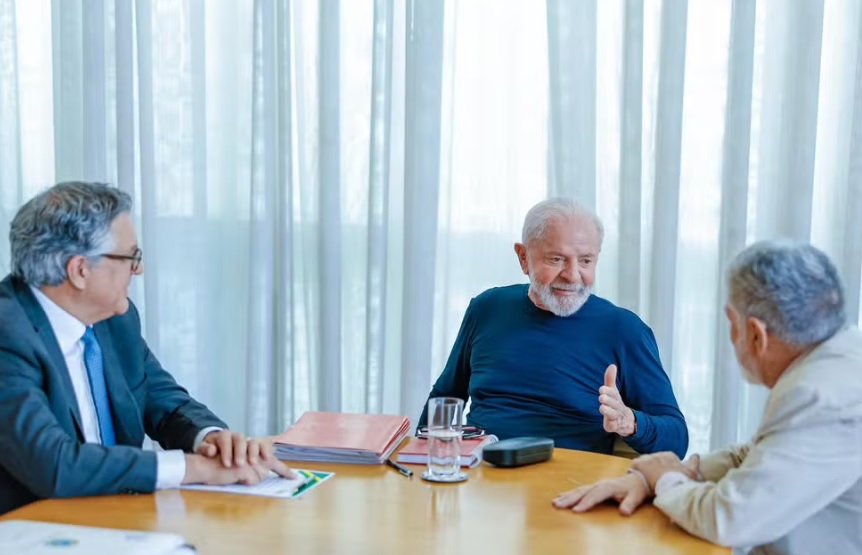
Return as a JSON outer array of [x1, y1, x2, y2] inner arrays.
[[529, 277, 592, 317]]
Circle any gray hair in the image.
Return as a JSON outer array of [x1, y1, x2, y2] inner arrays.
[[521, 197, 604, 245], [10, 182, 133, 287], [727, 241, 846, 346]]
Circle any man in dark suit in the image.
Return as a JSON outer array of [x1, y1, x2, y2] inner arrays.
[[0, 182, 293, 514]]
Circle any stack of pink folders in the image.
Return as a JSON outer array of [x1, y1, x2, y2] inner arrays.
[[274, 411, 411, 464]]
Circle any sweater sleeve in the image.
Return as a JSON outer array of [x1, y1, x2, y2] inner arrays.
[[417, 299, 477, 428], [618, 323, 689, 458]]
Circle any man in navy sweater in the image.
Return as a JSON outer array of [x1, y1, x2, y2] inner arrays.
[[418, 198, 688, 457]]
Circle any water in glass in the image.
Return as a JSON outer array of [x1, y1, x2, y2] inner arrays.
[[428, 428, 461, 478]]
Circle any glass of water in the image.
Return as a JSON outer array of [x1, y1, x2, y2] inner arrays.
[[422, 397, 467, 483]]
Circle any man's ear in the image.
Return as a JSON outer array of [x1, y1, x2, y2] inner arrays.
[[746, 316, 769, 357], [514, 243, 529, 275], [66, 255, 89, 290]]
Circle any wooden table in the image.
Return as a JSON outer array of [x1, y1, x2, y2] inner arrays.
[[2, 449, 728, 554]]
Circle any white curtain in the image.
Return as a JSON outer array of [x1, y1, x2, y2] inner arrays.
[[1, 0, 860, 454]]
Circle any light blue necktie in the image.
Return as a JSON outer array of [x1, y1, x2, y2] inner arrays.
[[81, 327, 116, 447]]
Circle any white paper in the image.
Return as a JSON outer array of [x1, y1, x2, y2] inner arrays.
[[0, 521, 185, 555], [180, 472, 311, 498]]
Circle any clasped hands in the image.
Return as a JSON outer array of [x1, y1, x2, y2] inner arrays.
[[552, 452, 701, 516], [184, 430, 296, 486]]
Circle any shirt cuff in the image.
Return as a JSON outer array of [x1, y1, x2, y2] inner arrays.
[[193, 426, 223, 452], [629, 409, 642, 438], [655, 470, 693, 496], [156, 450, 187, 489]]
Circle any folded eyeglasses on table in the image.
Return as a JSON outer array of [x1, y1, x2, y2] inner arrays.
[[415, 426, 487, 440]]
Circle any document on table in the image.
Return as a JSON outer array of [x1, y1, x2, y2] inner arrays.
[[0, 520, 189, 555], [180, 469, 334, 499]]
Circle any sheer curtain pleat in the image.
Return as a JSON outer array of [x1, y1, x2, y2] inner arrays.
[[188, 0, 213, 410], [546, 0, 596, 206], [0, 0, 23, 217], [245, 0, 279, 436], [317, 0, 342, 413], [273, 0, 295, 431], [365, 0, 395, 415], [670, 0, 729, 454], [82, 0, 107, 180], [203, 2, 256, 428], [400, 0, 444, 417], [753, 1, 823, 242], [51, 1, 83, 181], [291, 0, 319, 423], [133, 0, 162, 352], [617, 0, 644, 314], [114, 0, 135, 199], [382, 0, 407, 417], [709, 0, 756, 451], [844, 6, 862, 325], [647, 0, 687, 375], [811, 0, 862, 326]]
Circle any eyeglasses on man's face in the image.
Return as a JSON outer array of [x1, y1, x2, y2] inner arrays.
[[101, 247, 143, 272]]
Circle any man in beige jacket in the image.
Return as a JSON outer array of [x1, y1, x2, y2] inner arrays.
[[553, 241, 862, 555]]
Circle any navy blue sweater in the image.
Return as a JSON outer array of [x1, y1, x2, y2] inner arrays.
[[418, 285, 688, 458]]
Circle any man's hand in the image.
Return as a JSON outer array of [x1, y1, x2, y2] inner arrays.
[[599, 364, 636, 437], [630, 451, 699, 491], [198, 430, 252, 467], [183, 452, 297, 486], [197, 430, 296, 478], [552, 473, 650, 516], [183, 454, 268, 486]]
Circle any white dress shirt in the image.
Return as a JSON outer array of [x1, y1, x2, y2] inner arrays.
[[30, 287, 219, 489]]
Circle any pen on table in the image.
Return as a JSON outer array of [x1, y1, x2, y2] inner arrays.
[[385, 459, 413, 478]]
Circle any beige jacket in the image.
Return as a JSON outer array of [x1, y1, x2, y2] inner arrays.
[[654, 327, 862, 555]]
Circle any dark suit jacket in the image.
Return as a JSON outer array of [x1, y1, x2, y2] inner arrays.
[[0, 275, 227, 514]]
